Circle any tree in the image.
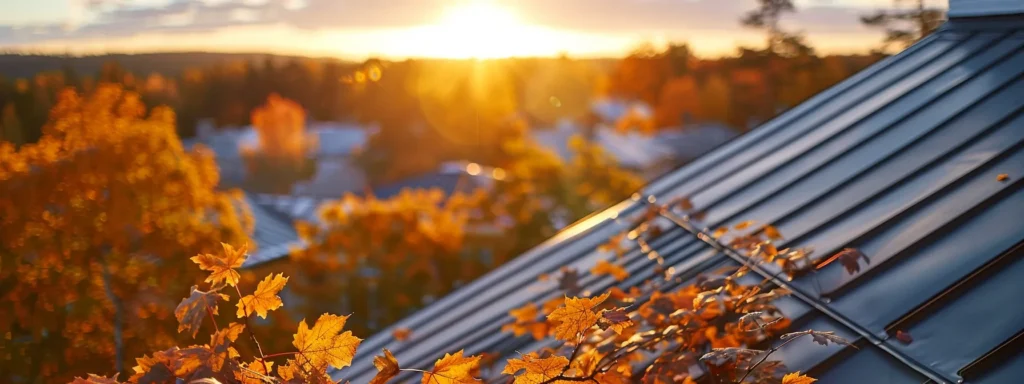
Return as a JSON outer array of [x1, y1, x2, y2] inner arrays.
[[741, 0, 812, 57], [698, 73, 733, 124], [286, 188, 490, 337], [0, 84, 253, 383], [240, 94, 317, 194], [862, 0, 946, 52], [0, 104, 24, 145], [654, 76, 700, 128]]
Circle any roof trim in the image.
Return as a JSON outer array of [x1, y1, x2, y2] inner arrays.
[[949, 0, 1024, 18]]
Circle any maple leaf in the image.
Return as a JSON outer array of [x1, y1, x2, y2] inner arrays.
[[278, 359, 334, 384], [293, 313, 363, 372], [547, 292, 611, 341], [235, 359, 274, 384], [370, 348, 401, 384], [502, 352, 569, 384], [997, 173, 1009, 182], [191, 242, 249, 287], [712, 227, 728, 239], [591, 259, 629, 281], [782, 330, 855, 348], [595, 371, 630, 384], [236, 273, 288, 319], [175, 286, 229, 338], [834, 248, 869, 275], [209, 322, 246, 372], [558, 268, 581, 296], [422, 349, 481, 384], [733, 220, 756, 230], [677, 197, 694, 211], [69, 374, 121, 384], [763, 225, 783, 240], [510, 303, 539, 323], [128, 347, 178, 383], [600, 308, 634, 335], [392, 328, 412, 341], [782, 371, 816, 384]]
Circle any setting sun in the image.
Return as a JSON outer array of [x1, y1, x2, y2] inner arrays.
[[429, 1, 530, 58]]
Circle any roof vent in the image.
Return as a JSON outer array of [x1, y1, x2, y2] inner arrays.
[[949, 0, 1024, 18]]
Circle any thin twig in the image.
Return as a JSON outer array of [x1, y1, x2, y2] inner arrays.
[[738, 333, 806, 382], [235, 285, 269, 375], [261, 351, 299, 359]]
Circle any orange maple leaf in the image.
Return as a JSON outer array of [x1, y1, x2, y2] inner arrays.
[[733, 220, 756, 230], [370, 348, 401, 384], [191, 242, 249, 287], [175, 286, 229, 338], [712, 227, 728, 239], [128, 347, 178, 383], [277, 358, 334, 383], [392, 327, 412, 341], [293, 313, 362, 373], [591, 260, 629, 282], [209, 322, 246, 371], [422, 349, 481, 384], [234, 359, 274, 384], [236, 273, 288, 318], [595, 371, 630, 384], [547, 292, 611, 341], [763, 225, 783, 240], [502, 352, 569, 384], [782, 371, 816, 384]]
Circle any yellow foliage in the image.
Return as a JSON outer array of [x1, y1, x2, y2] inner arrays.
[[0, 84, 251, 382]]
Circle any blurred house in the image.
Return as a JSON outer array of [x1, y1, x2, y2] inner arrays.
[[533, 101, 738, 180], [339, 3, 1024, 382]]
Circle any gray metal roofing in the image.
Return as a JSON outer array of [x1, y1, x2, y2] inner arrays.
[[336, 17, 1024, 384]]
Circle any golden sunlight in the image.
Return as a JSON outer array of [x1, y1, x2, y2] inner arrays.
[[423, 0, 538, 59]]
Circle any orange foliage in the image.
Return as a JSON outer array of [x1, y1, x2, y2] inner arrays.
[[0, 84, 252, 382]]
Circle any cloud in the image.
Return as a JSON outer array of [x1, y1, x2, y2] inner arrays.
[[0, 0, 876, 46]]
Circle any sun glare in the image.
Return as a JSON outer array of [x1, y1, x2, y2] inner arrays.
[[428, 1, 532, 59]]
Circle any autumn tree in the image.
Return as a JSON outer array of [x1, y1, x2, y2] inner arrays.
[[654, 76, 701, 128], [284, 188, 491, 337], [862, 0, 946, 52], [0, 84, 252, 383], [240, 93, 318, 194], [698, 73, 733, 124]]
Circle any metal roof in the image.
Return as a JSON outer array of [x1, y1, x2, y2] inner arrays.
[[338, 17, 1024, 384]]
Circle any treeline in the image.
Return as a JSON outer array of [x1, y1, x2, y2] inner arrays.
[[0, 50, 881, 185]]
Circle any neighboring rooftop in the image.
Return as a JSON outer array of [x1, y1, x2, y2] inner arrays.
[[339, 13, 1024, 384]]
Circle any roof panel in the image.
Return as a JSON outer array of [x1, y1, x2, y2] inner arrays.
[[338, 19, 1024, 384]]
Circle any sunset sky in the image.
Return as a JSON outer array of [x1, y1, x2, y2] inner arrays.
[[0, 0, 947, 59]]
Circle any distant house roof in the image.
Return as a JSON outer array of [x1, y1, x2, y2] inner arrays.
[[241, 194, 301, 267], [339, 17, 1024, 383], [531, 121, 678, 171]]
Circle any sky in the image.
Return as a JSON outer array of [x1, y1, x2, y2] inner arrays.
[[0, 0, 948, 59]]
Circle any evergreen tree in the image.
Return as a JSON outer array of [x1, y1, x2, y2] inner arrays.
[[862, 0, 946, 52]]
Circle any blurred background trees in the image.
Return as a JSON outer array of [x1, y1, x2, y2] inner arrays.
[[0, 85, 253, 383], [862, 0, 946, 52], [241, 94, 318, 194]]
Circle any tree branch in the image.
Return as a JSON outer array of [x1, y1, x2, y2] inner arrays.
[[100, 262, 125, 376]]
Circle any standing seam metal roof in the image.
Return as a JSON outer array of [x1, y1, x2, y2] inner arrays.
[[338, 17, 1024, 384]]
